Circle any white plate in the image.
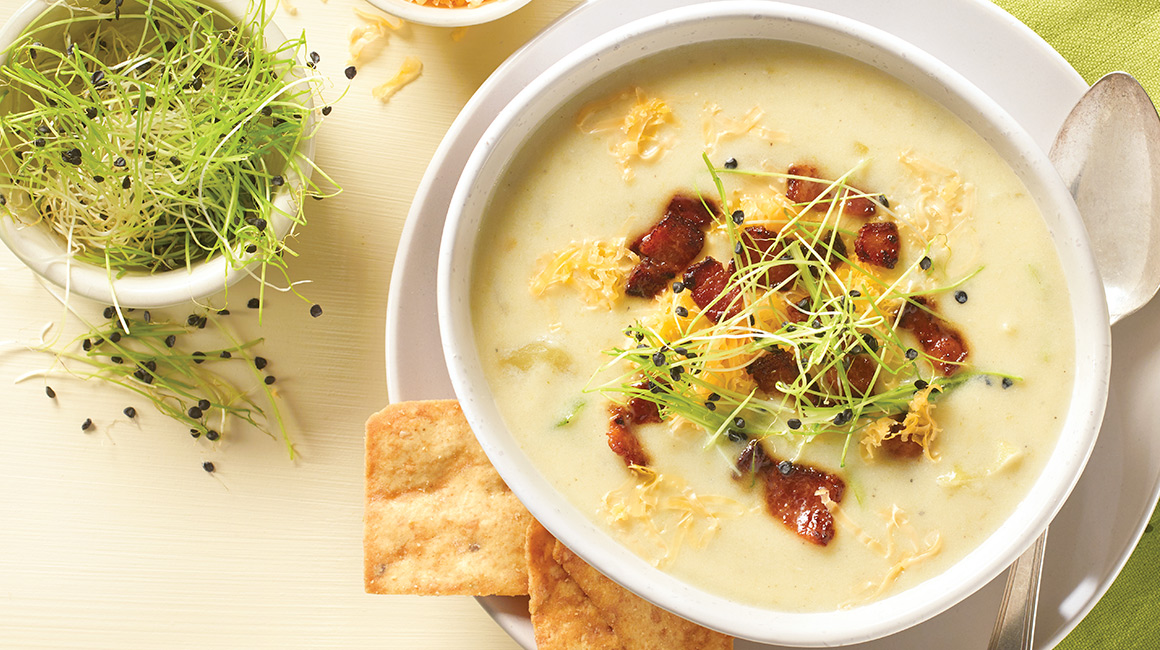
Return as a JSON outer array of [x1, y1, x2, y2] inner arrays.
[[385, 0, 1160, 647]]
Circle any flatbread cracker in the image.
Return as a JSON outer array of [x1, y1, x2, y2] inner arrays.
[[528, 521, 733, 650], [364, 400, 532, 596], [528, 521, 623, 650]]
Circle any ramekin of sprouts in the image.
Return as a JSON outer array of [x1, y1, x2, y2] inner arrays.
[[0, 0, 328, 308]]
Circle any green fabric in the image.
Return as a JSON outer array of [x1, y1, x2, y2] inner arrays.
[[988, 5, 1160, 647]]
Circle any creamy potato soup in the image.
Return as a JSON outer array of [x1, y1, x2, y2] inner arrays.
[[470, 41, 1074, 611]]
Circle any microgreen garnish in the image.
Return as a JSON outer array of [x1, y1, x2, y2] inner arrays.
[[0, 0, 338, 296], [591, 157, 1004, 466]]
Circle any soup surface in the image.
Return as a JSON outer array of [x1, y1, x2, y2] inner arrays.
[[471, 41, 1075, 611]]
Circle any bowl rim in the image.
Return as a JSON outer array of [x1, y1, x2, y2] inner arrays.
[[362, 0, 533, 28], [0, 0, 316, 309], [438, 1, 1111, 645]]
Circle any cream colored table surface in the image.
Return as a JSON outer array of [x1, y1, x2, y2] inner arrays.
[[0, 0, 579, 647]]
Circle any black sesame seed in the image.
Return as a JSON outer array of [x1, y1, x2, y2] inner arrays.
[[264, 375, 276, 385], [734, 242, 743, 255], [0, 195, 6, 206], [1002, 377, 1013, 389], [245, 245, 257, 254], [110, 356, 123, 364], [202, 461, 215, 473], [192, 77, 203, 91], [705, 401, 717, 411], [187, 314, 199, 326], [81, 418, 92, 431], [731, 210, 745, 225], [188, 406, 203, 419], [82, 338, 92, 351], [45, 386, 56, 399], [206, 430, 220, 441], [310, 304, 323, 318], [862, 334, 878, 353], [649, 384, 663, 394], [674, 306, 688, 318], [878, 194, 890, 208], [92, 175, 104, 183], [141, 373, 153, 385], [123, 406, 136, 418], [85, 107, 98, 119], [217, 309, 230, 316], [190, 429, 201, 438], [915, 379, 929, 390], [344, 65, 357, 79], [219, 351, 231, 359], [271, 175, 285, 187], [109, 332, 121, 343], [198, 399, 211, 411], [674, 347, 688, 356], [33, 138, 45, 147], [144, 360, 156, 372], [36, 125, 49, 135], [905, 348, 918, 361], [954, 290, 968, 304], [812, 318, 822, 329], [321, 106, 332, 116], [254, 356, 268, 370], [91, 70, 105, 85], [197, 316, 207, 329], [122, 177, 131, 190], [919, 256, 932, 271], [261, 106, 272, 117], [253, 218, 267, 230], [672, 281, 685, 293], [62, 148, 82, 165], [777, 460, 794, 476], [723, 157, 738, 169], [103, 306, 115, 319], [669, 366, 683, 381], [170, 156, 181, 166], [787, 418, 802, 430], [309, 51, 320, 64], [113, 156, 126, 167], [727, 429, 747, 443], [733, 417, 746, 429], [708, 393, 721, 402], [192, 351, 205, 364]]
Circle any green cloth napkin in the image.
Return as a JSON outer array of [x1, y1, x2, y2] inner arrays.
[[991, 3, 1160, 647]]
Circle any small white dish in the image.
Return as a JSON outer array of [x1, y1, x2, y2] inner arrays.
[[363, 0, 533, 28], [0, 0, 316, 308], [436, 1, 1110, 646]]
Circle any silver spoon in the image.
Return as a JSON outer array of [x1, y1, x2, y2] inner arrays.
[[988, 71, 1160, 650]]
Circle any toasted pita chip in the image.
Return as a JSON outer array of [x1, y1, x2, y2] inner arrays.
[[364, 400, 532, 595], [528, 521, 733, 650], [528, 521, 623, 649]]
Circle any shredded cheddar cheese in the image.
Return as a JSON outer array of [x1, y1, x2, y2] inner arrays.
[[372, 56, 423, 103], [899, 149, 977, 237], [348, 7, 404, 65], [860, 384, 942, 461], [529, 238, 639, 310], [818, 489, 943, 608], [576, 88, 675, 182], [700, 103, 783, 155], [602, 466, 745, 568]]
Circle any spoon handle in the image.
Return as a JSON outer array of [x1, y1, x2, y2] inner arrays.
[[988, 528, 1049, 650]]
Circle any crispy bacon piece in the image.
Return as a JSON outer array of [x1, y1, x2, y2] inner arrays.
[[683, 257, 742, 322], [844, 195, 878, 218], [607, 406, 650, 467], [855, 221, 901, 269], [740, 226, 795, 289], [787, 164, 826, 205], [625, 194, 718, 298], [899, 297, 969, 375], [736, 440, 845, 546], [786, 297, 811, 324], [627, 381, 662, 424], [825, 354, 877, 397], [881, 434, 924, 459], [747, 347, 799, 394], [663, 193, 718, 228]]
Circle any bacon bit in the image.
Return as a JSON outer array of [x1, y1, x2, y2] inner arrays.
[[825, 354, 878, 397], [844, 195, 878, 218], [627, 381, 662, 424], [899, 297, 968, 375], [786, 297, 811, 323], [683, 257, 742, 322], [740, 226, 795, 289], [736, 440, 845, 546], [624, 194, 716, 298], [747, 347, 799, 394], [787, 164, 826, 204], [881, 433, 924, 459], [608, 406, 650, 467], [855, 222, 901, 269]]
